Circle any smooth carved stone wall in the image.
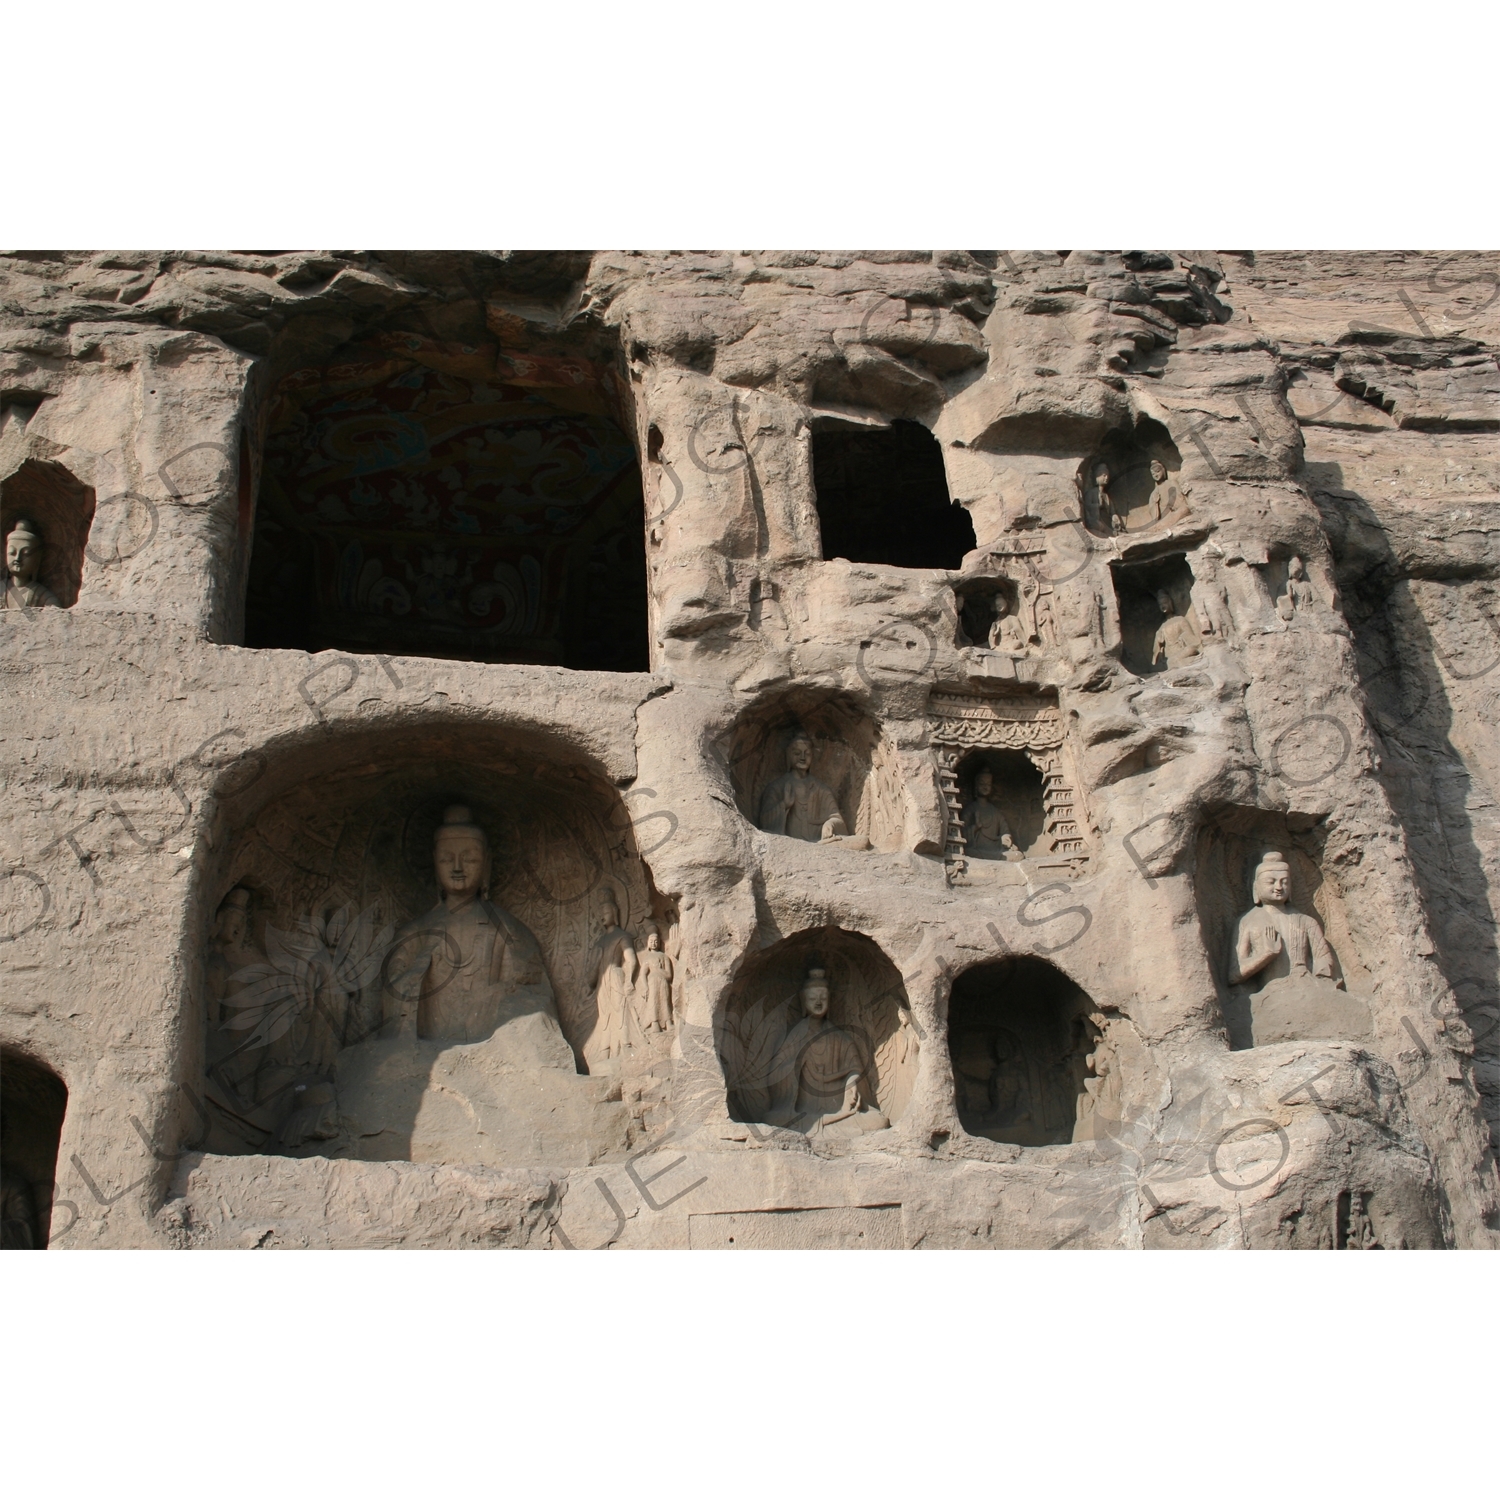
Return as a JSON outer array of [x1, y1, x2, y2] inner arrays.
[[1, 250, 1497, 1251]]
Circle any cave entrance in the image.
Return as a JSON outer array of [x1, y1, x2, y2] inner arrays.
[[1, 1048, 68, 1249], [246, 325, 649, 671], [812, 419, 975, 569], [947, 957, 1099, 1147]]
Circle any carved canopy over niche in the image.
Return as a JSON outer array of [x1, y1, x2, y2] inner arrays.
[[196, 728, 667, 1156], [928, 690, 1090, 879]]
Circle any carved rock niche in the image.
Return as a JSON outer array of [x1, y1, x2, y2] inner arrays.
[[718, 926, 919, 1139], [1108, 552, 1201, 676], [1193, 808, 1374, 1050], [1078, 417, 1183, 538], [718, 689, 906, 852], [194, 726, 678, 1168], [1, 459, 97, 607], [0, 1047, 68, 1249], [929, 689, 1091, 881], [947, 957, 1109, 1148]]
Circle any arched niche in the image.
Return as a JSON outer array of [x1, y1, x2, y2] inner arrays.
[[1109, 552, 1200, 675], [1193, 808, 1370, 1050], [947, 956, 1109, 1146], [1, 459, 96, 607], [245, 320, 648, 671], [715, 689, 906, 852], [1, 1048, 68, 1249], [194, 722, 670, 1157], [1078, 417, 1184, 538], [718, 926, 919, 1136], [812, 418, 975, 569]]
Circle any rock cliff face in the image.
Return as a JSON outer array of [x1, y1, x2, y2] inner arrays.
[[2, 249, 1496, 1249]]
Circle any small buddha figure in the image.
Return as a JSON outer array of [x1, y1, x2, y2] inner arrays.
[[2, 518, 61, 609], [1144, 460, 1189, 527], [1276, 556, 1318, 622], [986, 594, 1029, 653], [586, 893, 639, 1069], [1151, 590, 1201, 669], [1229, 851, 1338, 994], [764, 967, 888, 1138], [962, 768, 1023, 861], [392, 805, 560, 1044], [758, 730, 850, 842], [636, 925, 674, 1034]]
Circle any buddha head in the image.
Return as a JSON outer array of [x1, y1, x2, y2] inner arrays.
[[1289, 555, 1307, 581], [1150, 459, 1167, 483], [434, 805, 489, 901], [5, 518, 43, 584], [974, 768, 995, 801], [799, 966, 831, 1020], [1156, 589, 1177, 618], [1252, 851, 1291, 908], [1093, 463, 1110, 488], [645, 927, 662, 953], [787, 730, 814, 774], [599, 892, 622, 932]]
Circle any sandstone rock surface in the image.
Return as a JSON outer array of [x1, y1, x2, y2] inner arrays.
[[2, 249, 1496, 1249]]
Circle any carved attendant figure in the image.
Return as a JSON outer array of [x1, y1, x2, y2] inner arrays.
[[1088, 464, 1122, 534], [205, 886, 272, 1101], [586, 892, 639, 1067], [765, 967, 888, 1137], [758, 730, 849, 842], [962, 768, 1023, 861], [2, 519, 60, 609], [392, 805, 559, 1044], [636, 925, 674, 1034], [1190, 553, 1234, 640], [1151, 590, 1201, 669]]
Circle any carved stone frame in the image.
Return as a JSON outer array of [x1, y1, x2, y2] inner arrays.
[[929, 692, 1091, 883]]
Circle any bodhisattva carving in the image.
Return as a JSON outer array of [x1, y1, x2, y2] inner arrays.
[[637, 925, 674, 1035], [764, 967, 890, 1138], [962, 768, 1023, 861], [1151, 590, 1201, 669], [585, 891, 639, 1072], [1276, 556, 1319, 622], [1191, 553, 1234, 641], [394, 805, 558, 1043], [1228, 851, 1370, 1044], [2, 519, 60, 609], [758, 729, 851, 842], [1087, 464, 1121, 535]]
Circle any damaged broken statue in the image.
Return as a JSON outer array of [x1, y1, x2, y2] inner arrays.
[[1229, 851, 1371, 1045], [332, 805, 626, 1166]]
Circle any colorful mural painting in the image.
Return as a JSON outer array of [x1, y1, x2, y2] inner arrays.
[[246, 342, 648, 670]]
